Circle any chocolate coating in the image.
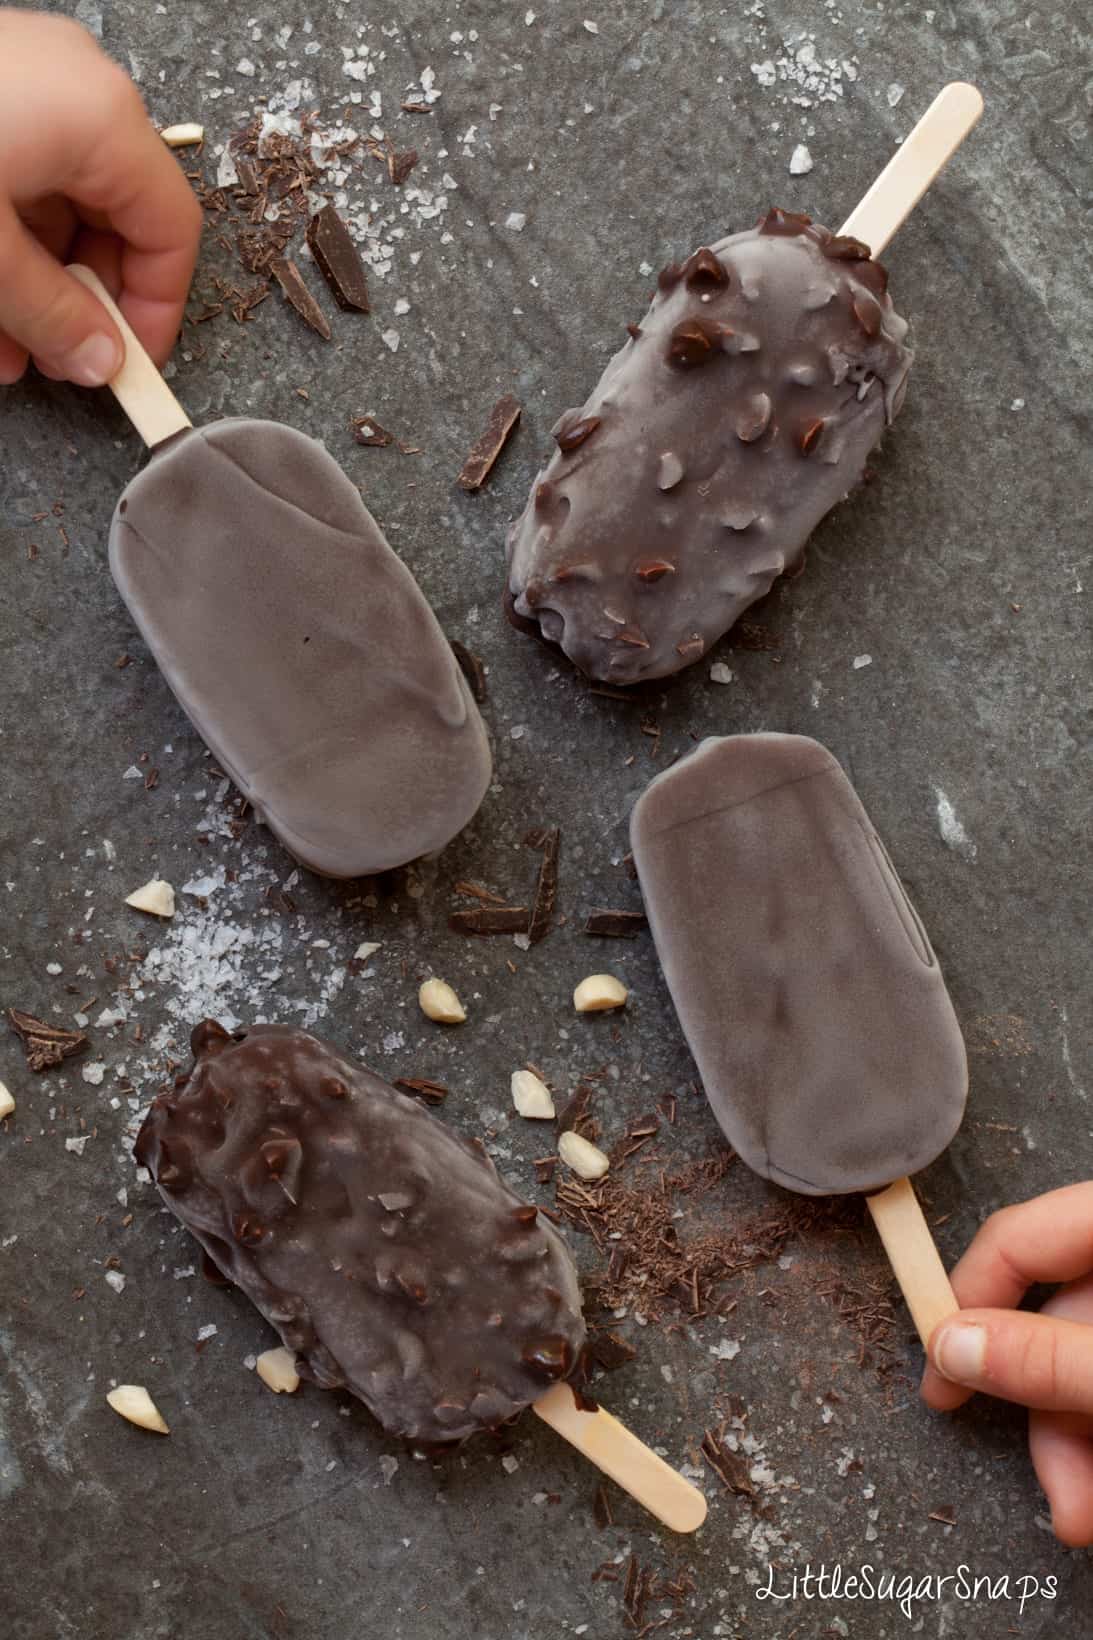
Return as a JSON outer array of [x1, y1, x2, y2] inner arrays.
[[630, 735, 967, 1195], [134, 1023, 586, 1442], [110, 419, 491, 877], [506, 214, 912, 683]]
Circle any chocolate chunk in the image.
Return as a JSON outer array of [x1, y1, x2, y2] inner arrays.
[[526, 825, 560, 945], [449, 638, 488, 702], [270, 258, 332, 340], [306, 205, 371, 313], [448, 906, 531, 936], [584, 910, 649, 938], [7, 1009, 87, 1072], [352, 415, 394, 447], [458, 394, 522, 491], [135, 1024, 586, 1443]]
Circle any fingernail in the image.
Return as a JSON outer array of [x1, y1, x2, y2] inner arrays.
[[64, 332, 121, 387], [934, 1321, 987, 1383]]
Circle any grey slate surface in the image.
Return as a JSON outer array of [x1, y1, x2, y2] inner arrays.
[[1, 1, 1090, 1637]]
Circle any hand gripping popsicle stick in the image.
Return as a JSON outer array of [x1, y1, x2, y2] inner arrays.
[[839, 82, 984, 256], [866, 1178, 959, 1347], [68, 264, 190, 445]]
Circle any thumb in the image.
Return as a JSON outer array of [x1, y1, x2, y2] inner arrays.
[[929, 1310, 1093, 1415], [0, 204, 122, 385]]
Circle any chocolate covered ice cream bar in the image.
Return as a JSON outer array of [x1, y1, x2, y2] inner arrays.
[[506, 211, 911, 684], [135, 1022, 586, 1444]]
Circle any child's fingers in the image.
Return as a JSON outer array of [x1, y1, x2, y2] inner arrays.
[[927, 1309, 1093, 1415], [1029, 1411, 1093, 1548], [0, 332, 29, 385], [18, 193, 78, 263], [0, 203, 122, 385]]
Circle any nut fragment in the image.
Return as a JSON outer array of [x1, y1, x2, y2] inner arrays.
[[255, 1346, 300, 1394], [558, 1130, 610, 1181], [353, 942, 382, 961], [159, 123, 205, 148], [573, 974, 629, 1013], [106, 1384, 169, 1434], [125, 879, 175, 918], [511, 1069, 555, 1120], [418, 978, 467, 1025], [0, 1082, 13, 1121]]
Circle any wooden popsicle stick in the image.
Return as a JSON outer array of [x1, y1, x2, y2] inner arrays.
[[533, 1383, 707, 1533], [67, 264, 192, 448], [866, 1176, 960, 1349], [839, 81, 984, 257]]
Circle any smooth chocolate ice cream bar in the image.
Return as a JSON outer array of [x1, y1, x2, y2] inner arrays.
[[506, 212, 911, 683], [630, 735, 967, 1195], [135, 1022, 586, 1443], [110, 418, 491, 877]]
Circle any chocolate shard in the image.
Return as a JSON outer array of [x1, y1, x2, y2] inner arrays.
[[449, 638, 488, 703], [306, 204, 371, 312], [458, 393, 522, 491], [526, 825, 560, 945], [352, 415, 394, 447], [7, 1009, 87, 1073], [584, 909, 649, 938], [270, 257, 332, 340], [585, 1329, 638, 1370], [448, 906, 531, 936], [392, 1077, 450, 1104]]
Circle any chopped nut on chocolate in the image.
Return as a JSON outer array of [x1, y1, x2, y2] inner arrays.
[[418, 978, 466, 1024], [106, 1384, 169, 1434], [573, 974, 628, 1013]]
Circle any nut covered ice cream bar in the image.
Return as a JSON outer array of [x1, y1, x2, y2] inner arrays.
[[506, 212, 911, 684], [134, 1022, 586, 1443]]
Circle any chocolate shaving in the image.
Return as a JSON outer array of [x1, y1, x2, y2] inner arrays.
[[449, 639, 488, 702], [306, 204, 371, 312], [555, 1083, 594, 1138], [701, 1426, 755, 1496], [592, 1482, 614, 1529], [525, 825, 560, 945], [448, 906, 530, 936], [454, 881, 508, 905], [457, 393, 522, 491], [584, 909, 648, 939], [534, 1156, 557, 1185], [585, 1329, 637, 1371], [270, 258, 331, 340], [392, 1077, 449, 1104], [352, 415, 395, 447], [8, 1009, 88, 1072]]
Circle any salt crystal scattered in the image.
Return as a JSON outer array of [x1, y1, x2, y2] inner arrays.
[[789, 143, 813, 175], [887, 82, 905, 107], [709, 663, 734, 685], [104, 1270, 126, 1294], [81, 1062, 106, 1086], [710, 1338, 741, 1360], [501, 1454, 520, 1474], [46, 962, 62, 976], [196, 1323, 218, 1342], [381, 329, 400, 352], [582, 19, 600, 33], [852, 653, 872, 669], [505, 211, 527, 232], [379, 1454, 399, 1484]]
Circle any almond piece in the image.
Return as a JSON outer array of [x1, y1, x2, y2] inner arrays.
[[558, 1130, 610, 1181], [125, 879, 175, 918], [0, 1083, 13, 1121], [418, 978, 466, 1024], [159, 123, 205, 148], [511, 1069, 555, 1120], [256, 1346, 300, 1394], [573, 974, 628, 1013], [106, 1384, 169, 1434]]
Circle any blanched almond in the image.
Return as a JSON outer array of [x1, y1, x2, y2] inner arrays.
[[160, 123, 205, 148], [558, 1130, 610, 1181], [418, 978, 466, 1024], [573, 973, 628, 1013], [0, 1083, 13, 1121], [125, 879, 175, 918], [256, 1347, 300, 1394], [511, 1069, 555, 1119], [106, 1384, 169, 1434]]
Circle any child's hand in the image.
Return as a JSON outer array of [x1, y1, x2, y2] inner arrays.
[[921, 1182, 1093, 1547], [0, 10, 201, 386]]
